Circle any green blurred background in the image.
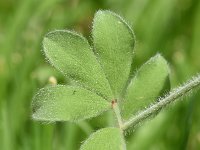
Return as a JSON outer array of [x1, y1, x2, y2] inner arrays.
[[0, 0, 200, 149]]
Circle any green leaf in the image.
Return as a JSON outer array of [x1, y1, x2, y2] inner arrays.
[[121, 54, 170, 120], [32, 85, 111, 122], [43, 30, 113, 100], [92, 10, 135, 98], [80, 127, 125, 150]]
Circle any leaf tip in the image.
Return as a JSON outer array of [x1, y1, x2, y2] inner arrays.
[[93, 9, 135, 41]]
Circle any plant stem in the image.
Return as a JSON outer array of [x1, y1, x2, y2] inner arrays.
[[121, 74, 200, 130], [112, 100, 123, 130], [112, 100, 127, 150]]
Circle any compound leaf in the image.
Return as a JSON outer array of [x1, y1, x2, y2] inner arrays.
[[43, 30, 113, 100], [121, 54, 170, 120], [32, 85, 110, 122], [92, 10, 135, 98], [80, 127, 125, 150]]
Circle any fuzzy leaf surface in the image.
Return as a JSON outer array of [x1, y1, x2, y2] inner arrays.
[[92, 10, 135, 98], [80, 127, 125, 150], [43, 30, 113, 100], [32, 85, 110, 122], [121, 54, 170, 120]]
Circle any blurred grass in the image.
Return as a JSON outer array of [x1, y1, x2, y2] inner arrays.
[[0, 0, 200, 149]]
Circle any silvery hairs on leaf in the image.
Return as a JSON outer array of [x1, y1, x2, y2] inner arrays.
[[121, 54, 170, 120], [80, 127, 125, 150], [32, 9, 200, 150], [32, 85, 110, 122], [92, 10, 135, 99]]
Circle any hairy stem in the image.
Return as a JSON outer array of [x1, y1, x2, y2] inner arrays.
[[112, 100, 126, 150], [112, 100, 123, 129], [121, 74, 200, 130]]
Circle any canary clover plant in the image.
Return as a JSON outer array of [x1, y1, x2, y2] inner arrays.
[[32, 10, 200, 150]]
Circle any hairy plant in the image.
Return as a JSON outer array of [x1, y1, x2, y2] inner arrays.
[[32, 10, 200, 150]]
